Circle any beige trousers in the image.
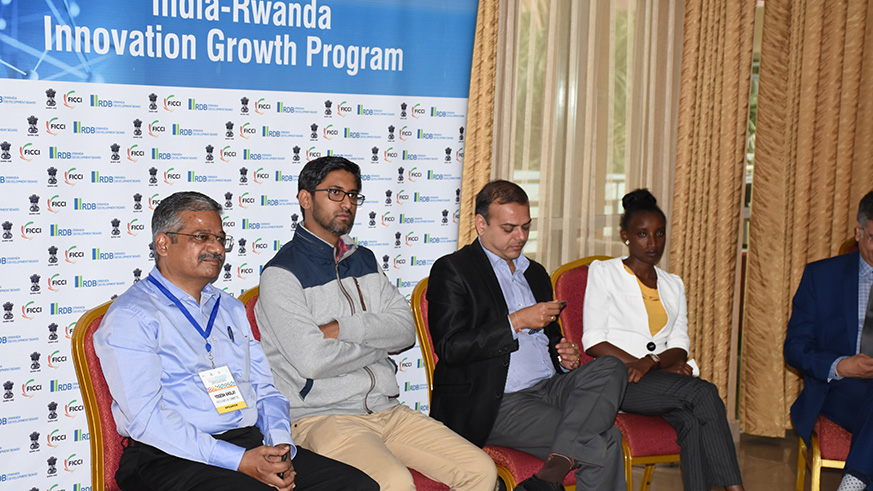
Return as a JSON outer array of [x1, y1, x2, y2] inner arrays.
[[292, 405, 497, 491]]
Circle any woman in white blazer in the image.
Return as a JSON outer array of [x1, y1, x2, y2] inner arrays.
[[582, 189, 744, 491]]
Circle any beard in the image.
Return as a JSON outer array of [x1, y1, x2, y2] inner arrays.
[[312, 207, 354, 236]]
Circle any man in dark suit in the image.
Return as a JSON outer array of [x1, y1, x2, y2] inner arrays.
[[427, 180, 628, 491], [785, 190, 873, 491]]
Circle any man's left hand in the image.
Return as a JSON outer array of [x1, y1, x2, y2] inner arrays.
[[556, 337, 582, 370]]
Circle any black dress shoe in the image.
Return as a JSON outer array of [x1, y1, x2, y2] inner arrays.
[[513, 475, 565, 491]]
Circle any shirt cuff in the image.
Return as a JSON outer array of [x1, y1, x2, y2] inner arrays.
[[210, 439, 248, 471], [828, 356, 848, 382], [264, 429, 297, 459], [507, 315, 519, 340]]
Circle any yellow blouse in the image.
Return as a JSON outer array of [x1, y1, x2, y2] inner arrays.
[[623, 264, 668, 336]]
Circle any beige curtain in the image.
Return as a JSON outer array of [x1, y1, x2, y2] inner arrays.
[[669, 0, 756, 410], [458, 0, 501, 247], [741, 0, 873, 437], [489, 0, 685, 273]]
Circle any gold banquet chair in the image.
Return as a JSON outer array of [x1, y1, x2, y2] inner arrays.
[[411, 278, 576, 490], [71, 300, 122, 491]]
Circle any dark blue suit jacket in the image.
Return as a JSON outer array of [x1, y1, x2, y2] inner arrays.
[[784, 251, 861, 441]]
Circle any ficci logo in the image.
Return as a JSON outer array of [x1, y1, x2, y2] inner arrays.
[[48, 273, 65, 292], [48, 428, 65, 447], [65, 399, 84, 418], [238, 192, 254, 209], [127, 144, 144, 162], [46, 117, 65, 135], [21, 221, 41, 240], [20, 142, 39, 161], [148, 120, 165, 138], [163, 95, 180, 112], [128, 218, 145, 236], [237, 263, 254, 279], [65, 453, 84, 472], [65, 167, 83, 186], [47, 195, 66, 213], [220, 145, 236, 162], [65, 245, 83, 264], [148, 194, 161, 210], [64, 90, 82, 108], [255, 97, 270, 115], [22, 378, 41, 397], [163, 168, 180, 185]]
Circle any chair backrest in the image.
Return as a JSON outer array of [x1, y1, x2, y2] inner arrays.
[[410, 277, 435, 399], [239, 286, 261, 341], [551, 255, 612, 365], [71, 300, 121, 491], [839, 236, 859, 255]]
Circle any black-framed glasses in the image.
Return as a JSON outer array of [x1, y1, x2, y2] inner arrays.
[[165, 232, 233, 249], [313, 188, 365, 206]]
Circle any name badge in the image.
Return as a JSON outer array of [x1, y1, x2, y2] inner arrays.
[[199, 366, 248, 414]]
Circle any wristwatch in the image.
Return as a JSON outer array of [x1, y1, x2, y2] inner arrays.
[[646, 353, 661, 368]]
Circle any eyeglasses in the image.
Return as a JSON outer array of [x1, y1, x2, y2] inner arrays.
[[165, 232, 233, 249], [313, 188, 365, 206]]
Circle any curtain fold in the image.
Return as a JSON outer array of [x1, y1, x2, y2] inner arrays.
[[458, 0, 501, 248], [669, 0, 756, 403], [741, 0, 873, 437], [487, 0, 684, 273]]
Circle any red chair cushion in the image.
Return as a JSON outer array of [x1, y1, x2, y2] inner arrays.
[[85, 314, 125, 490], [614, 413, 680, 457], [244, 294, 261, 341], [410, 469, 450, 490], [553, 265, 595, 364], [483, 446, 576, 486], [814, 415, 851, 461]]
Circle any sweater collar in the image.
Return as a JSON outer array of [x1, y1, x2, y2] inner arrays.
[[293, 224, 358, 263]]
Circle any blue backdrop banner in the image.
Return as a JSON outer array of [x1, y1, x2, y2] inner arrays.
[[0, 0, 476, 488]]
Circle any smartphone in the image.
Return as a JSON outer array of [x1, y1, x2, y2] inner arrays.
[[557, 300, 567, 308], [278, 449, 288, 479]]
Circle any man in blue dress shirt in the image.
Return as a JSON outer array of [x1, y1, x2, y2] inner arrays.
[[95, 191, 377, 491]]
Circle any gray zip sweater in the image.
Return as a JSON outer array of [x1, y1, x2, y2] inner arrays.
[[255, 225, 415, 421]]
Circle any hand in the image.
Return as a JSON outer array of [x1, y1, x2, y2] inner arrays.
[[661, 361, 693, 376], [239, 444, 296, 490], [318, 320, 339, 339], [556, 337, 582, 370], [627, 357, 656, 383], [836, 354, 873, 379], [511, 301, 564, 332]]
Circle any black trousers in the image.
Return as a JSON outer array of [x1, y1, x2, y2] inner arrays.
[[116, 426, 379, 491], [620, 370, 742, 491]]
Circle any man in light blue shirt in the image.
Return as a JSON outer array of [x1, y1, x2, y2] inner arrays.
[[95, 191, 377, 491]]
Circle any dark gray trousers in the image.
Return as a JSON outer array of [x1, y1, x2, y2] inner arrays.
[[485, 356, 628, 491], [620, 370, 742, 491]]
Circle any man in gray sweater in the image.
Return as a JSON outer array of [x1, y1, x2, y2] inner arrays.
[[255, 156, 495, 491]]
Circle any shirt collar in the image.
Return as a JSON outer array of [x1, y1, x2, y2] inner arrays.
[[479, 237, 529, 275], [147, 266, 217, 305]]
